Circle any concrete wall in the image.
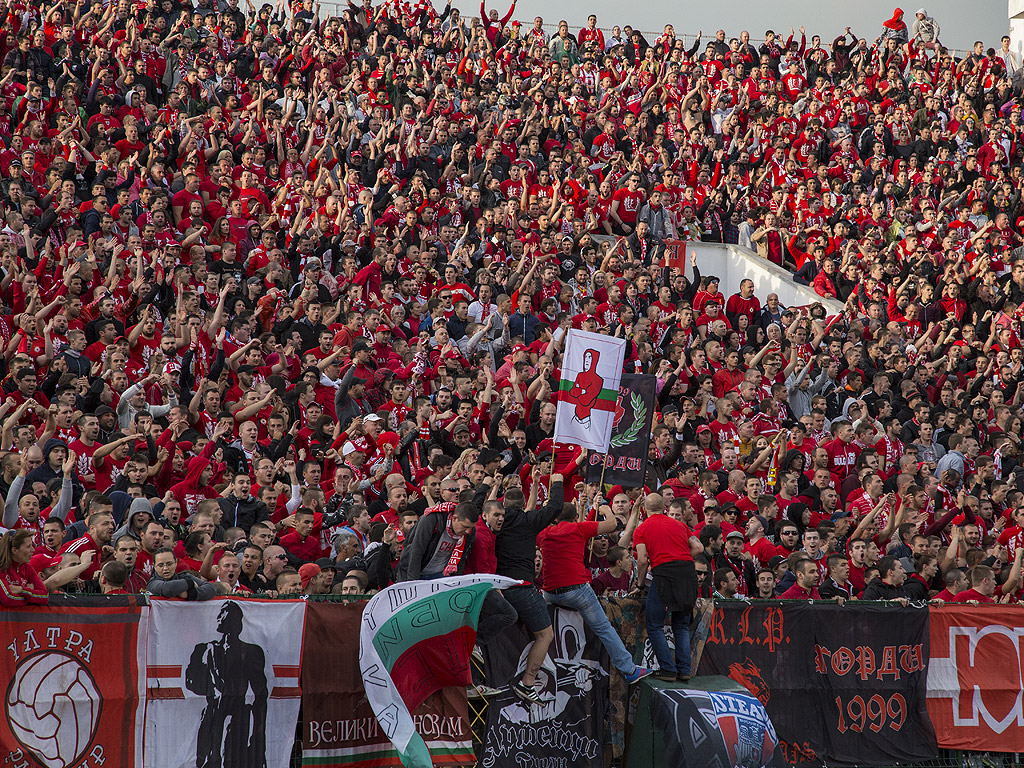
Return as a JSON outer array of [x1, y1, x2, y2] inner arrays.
[[1011, 0, 1024, 66], [686, 242, 845, 315]]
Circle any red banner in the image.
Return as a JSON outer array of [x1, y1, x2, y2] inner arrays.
[[301, 600, 474, 768], [0, 600, 145, 768], [927, 605, 1024, 752], [662, 239, 687, 270]]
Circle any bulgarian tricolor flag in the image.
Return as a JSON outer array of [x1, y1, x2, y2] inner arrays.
[[554, 329, 627, 452], [359, 575, 521, 768]]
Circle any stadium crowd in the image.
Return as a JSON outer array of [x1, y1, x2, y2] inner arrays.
[[0, 0, 1022, 691]]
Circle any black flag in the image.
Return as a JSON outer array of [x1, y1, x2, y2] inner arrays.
[[584, 374, 657, 488]]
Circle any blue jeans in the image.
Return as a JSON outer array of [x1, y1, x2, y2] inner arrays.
[[543, 584, 636, 674], [645, 581, 692, 676]]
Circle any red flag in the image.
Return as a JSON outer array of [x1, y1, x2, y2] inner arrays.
[[0, 601, 146, 768], [662, 239, 687, 270]]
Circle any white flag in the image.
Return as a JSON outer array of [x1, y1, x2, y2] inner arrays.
[[359, 575, 521, 768], [143, 598, 306, 768], [553, 329, 627, 451]]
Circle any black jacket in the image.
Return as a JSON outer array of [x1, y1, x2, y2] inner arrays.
[[217, 494, 271, 532], [860, 579, 909, 600], [495, 481, 564, 583]]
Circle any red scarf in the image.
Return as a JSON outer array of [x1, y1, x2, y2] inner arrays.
[[444, 515, 466, 576]]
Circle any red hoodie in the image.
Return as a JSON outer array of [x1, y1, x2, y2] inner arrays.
[[170, 453, 219, 519]]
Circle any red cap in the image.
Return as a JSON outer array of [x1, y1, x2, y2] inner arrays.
[[30, 553, 62, 572], [298, 563, 321, 590]]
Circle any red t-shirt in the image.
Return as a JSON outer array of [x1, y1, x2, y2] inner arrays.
[[822, 438, 860, 479], [952, 587, 994, 603], [612, 188, 645, 224], [633, 514, 695, 567], [538, 521, 599, 590]]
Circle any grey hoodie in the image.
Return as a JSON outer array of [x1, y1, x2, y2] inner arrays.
[[112, 498, 155, 542]]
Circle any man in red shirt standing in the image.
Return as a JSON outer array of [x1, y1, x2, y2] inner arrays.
[[781, 558, 821, 599], [725, 279, 762, 328], [609, 174, 645, 235], [822, 420, 860, 480], [634, 493, 703, 682], [538, 501, 652, 684]]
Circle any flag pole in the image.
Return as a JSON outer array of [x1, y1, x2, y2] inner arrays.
[[587, 453, 609, 563]]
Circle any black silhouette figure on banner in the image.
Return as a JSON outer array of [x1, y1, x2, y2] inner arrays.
[[185, 601, 269, 768]]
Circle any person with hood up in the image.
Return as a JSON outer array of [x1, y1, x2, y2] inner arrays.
[[877, 8, 908, 45], [217, 472, 271, 531], [171, 453, 219, 520], [911, 9, 940, 48], [26, 438, 83, 508], [366, 431, 399, 473], [112, 498, 155, 543]]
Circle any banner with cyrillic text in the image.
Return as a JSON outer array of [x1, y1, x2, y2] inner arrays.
[[302, 599, 474, 767]]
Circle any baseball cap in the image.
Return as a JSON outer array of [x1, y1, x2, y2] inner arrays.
[[342, 442, 361, 456], [352, 339, 371, 352], [298, 563, 321, 590], [697, 424, 712, 434], [767, 555, 786, 570], [726, 530, 745, 540], [315, 558, 338, 571], [363, 414, 382, 423], [95, 405, 115, 417], [453, 423, 470, 435], [30, 553, 62, 572]]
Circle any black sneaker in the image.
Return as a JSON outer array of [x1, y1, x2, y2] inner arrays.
[[512, 678, 542, 704], [653, 671, 677, 683]]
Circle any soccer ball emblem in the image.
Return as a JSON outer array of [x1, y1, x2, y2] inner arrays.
[[5, 652, 101, 768]]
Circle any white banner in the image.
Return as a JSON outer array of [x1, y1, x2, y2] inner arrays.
[[143, 597, 306, 768], [553, 329, 627, 451]]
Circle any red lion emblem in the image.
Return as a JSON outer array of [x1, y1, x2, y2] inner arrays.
[[728, 660, 770, 706]]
